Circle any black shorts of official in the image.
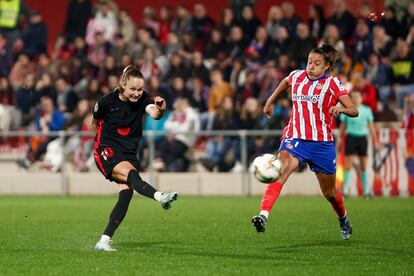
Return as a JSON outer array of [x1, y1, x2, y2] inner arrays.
[[345, 135, 368, 156], [94, 143, 140, 182]]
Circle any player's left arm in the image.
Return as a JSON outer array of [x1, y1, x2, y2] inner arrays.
[[145, 96, 166, 120], [330, 95, 359, 117]]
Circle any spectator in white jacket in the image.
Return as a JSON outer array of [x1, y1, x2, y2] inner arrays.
[[156, 97, 200, 171]]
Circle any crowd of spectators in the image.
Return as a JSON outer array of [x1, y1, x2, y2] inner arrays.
[[1, 0, 414, 172]]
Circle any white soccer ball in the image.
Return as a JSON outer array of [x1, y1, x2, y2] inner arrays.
[[252, 153, 284, 184]]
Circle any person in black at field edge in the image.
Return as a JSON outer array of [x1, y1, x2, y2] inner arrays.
[[93, 65, 178, 251]]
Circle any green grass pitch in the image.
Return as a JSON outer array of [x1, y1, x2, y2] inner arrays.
[[0, 196, 413, 275]]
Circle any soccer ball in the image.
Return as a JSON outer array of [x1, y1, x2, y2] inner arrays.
[[252, 154, 284, 184]]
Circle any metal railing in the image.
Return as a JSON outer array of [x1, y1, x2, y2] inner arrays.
[[0, 129, 284, 195]]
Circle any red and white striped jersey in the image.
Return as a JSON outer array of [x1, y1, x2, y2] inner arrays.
[[282, 70, 349, 141]]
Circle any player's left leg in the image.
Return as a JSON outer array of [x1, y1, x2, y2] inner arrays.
[[358, 156, 370, 198], [316, 173, 352, 240]]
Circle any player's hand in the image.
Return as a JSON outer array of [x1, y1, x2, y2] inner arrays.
[[329, 106, 343, 117], [263, 101, 274, 118], [154, 96, 166, 111]]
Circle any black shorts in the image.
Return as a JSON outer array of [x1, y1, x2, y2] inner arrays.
[[345, 135, 368, 156], [94, 143, 140, 181]]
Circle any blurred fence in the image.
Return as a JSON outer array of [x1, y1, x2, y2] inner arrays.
[[0, 129, 413, 197]]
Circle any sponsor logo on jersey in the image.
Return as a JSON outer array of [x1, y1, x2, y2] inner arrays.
[[292, 94, 320, 103]]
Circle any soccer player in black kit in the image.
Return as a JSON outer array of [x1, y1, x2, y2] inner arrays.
[[93, 65, 178, 251]]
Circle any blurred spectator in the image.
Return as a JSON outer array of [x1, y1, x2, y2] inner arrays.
[[171, 4, 193, 37], [15, 73, 36, 126], [0, 32, 13, 76], [319, 24, 345, 55], [208, 68, 234, 113], [157, 97, 200, 172], [164, 53, 189, 82], [372, 24, 394, 62], [118, 9, 136, 44], [267, 26, 291, 61], [9, 52, 34, 89], [354, 18, 373, 62], [163, 32, 182, 58], [353, 74, 378, 113], [190, 51, 210, 85], [230, 0, 255, 21], [365, 53, 392, 107], [147, 75, 169, 102], [204, 28, 228, 61], [17, 95, 64, 169], [142, 6, 160, 38], [226, 25, 248, 61], [34, 73, 57, 106], [189, 77, 209, 117], [406, 25, 414, 53], [192, 3, 215, 49], [50, 34, 73, 62], [169, 75, 192, 104], [403, 95, 414, 128], [34, 53, 52, 80], [328, 0, 355, 43], [109, 33, 129, 68], [87, 31, 110, 76], [64, 0, 92, 42], [91, 0, 118, 42], [266, 6, 284, 41], [402, 0, 414, 37], [308, 4, 326, 40], [0, 77, 13, 105], [289, 23, 316, 69], [130, 27, 161, 61], [159, 6, 172, 47], [239, 6, 262, 42], [55, 77, 78, 114], [219, 8, 237, 41], [201, 96, 239, 172], [86, 78, 102, 102], [72, 36, 88, 75], [21, 12, 47, 58], [381, 6, 403, 40], [139, 47, 160, 80], [98, 55, 118, 82], [380, 39, 414, 109], [229, 58, 247, 93], [0, 0, 32, 52], [246, 26, 270, 64], [281, 2, 302, 38]]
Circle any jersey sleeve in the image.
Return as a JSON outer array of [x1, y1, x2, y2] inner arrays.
[[93, 96, 107, 120], [142, 92, 155, 108], [330, 76, 349, 98], [287, 70, 300, 87], [339, 113, 347, 123]]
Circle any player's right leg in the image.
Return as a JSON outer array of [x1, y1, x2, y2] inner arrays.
[[111, 161, 178, 209], [252, 150, 299, 233]]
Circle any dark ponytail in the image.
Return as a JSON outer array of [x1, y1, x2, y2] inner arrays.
[[118, 65, 144, 93], [310, 44, 338, 73]]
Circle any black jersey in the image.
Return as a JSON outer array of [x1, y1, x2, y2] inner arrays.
[[93, 90, 154, 154]]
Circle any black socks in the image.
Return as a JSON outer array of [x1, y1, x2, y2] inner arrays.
[[103, 188, 133, 237], [127, 170, 157, 199]]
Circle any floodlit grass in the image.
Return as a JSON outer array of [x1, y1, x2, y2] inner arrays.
[[0, 196, 413, 275]]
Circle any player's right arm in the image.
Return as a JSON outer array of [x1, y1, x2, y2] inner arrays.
[[263, 77, 289, 118]]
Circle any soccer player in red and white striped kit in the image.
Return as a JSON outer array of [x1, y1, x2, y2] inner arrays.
[[252, 44, 358, 240]]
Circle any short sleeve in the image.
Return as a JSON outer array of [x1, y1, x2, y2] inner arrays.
[[142, 92, 155, 108], [287, 70, 300, 87], [339, 113, 347, 123], [330, 76, 349, 98], [93, 97, 107, 120]]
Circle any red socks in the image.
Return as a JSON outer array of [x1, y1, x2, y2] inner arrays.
[[260, 181, 283, 214], [329, 191, 346, 218]]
